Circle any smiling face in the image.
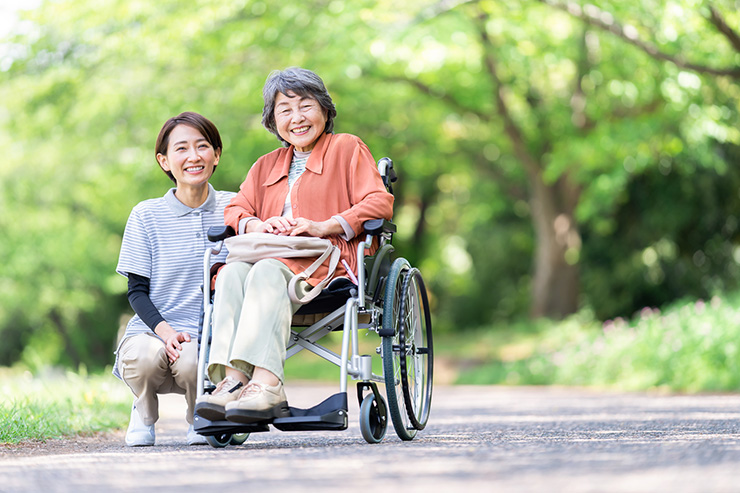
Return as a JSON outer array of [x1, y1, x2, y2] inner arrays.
[[273, 91, 328, 152], [156, 124, 220, 190]]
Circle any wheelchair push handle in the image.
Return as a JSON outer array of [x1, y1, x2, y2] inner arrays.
[[377, 157, 397, 194], [362, 218, 396, 236], [207, 225, 236, 242]]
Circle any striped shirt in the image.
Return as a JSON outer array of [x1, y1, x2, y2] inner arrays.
[[282, 150, 310, 219], [113, 184, 235, 378]]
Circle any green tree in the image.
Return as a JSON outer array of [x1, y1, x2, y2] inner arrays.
[[366, 0, 740, 320]]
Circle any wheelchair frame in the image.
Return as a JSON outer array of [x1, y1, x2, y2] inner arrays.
[[193, 158, 433, 446]]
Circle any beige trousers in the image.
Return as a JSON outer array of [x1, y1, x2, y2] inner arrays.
[[117, 332, 198, 425], [207, 259, 309, 384]]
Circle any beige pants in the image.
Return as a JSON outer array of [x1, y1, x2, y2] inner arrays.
[[207, 259, 309, 384], [117, 332, 198, 425]]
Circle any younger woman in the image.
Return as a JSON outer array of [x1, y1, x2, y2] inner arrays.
[[115, 112, 234, 446]]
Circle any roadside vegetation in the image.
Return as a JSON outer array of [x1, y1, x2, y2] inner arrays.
[[0, 367, 130, 445], [454, 292, 740, 392]]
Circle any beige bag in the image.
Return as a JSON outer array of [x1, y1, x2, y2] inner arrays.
[[224, 232, 341, 304]]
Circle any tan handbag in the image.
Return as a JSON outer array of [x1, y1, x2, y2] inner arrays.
[[224, 232, 341, 304]]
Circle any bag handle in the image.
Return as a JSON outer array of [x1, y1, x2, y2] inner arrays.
[[288, 243, 341, 304]]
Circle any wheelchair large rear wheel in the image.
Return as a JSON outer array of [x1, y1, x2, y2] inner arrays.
[[382, 258, 417, 441], [398, 267, 433, 430]]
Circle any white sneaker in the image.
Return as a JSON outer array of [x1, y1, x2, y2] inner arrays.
[[125, 402, 155, 447], [187, 424, 208, 446]]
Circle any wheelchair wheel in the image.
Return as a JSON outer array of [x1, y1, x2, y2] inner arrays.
[[398, 268, 433, 430], [359, 393, 388, 444], [381, 258, 417, 441], [206, 433, 232, 448], [229, 433, 250, 445]]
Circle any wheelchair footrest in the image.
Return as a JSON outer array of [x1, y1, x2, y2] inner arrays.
[[272, 392, 348, 432], [193, 416, 270, 436]]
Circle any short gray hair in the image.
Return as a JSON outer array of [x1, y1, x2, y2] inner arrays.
[[261, 67, 337, 147]]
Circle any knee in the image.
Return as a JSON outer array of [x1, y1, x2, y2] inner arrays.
[[172, 341, 198, 382], [177, 341, 198, 371], [128, 338, 167, 373], [249, 260, 287, 286], [215, 262, 250, 290]]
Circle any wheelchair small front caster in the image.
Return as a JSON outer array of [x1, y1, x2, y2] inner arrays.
[[229, 433, 249, 445], [359, 392, 387, 443], [206, 432, 250, 448], [206, 433, 232, 448]]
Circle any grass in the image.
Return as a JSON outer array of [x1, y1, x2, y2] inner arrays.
[[0, 366, 130, 444], [457, 293, 740, 392]]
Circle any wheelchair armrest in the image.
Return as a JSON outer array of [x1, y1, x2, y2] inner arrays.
[[363, 219, 396, 236], [207, 225, 236, 242]]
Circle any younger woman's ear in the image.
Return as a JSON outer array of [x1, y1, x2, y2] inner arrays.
[[156, 153, 170, 172]]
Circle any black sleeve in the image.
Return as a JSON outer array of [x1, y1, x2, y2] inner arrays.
[[127, 273, 166, 332]]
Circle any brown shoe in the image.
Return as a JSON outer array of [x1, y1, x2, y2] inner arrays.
[[195, 376, 244, 421], [224, 381, 290, 424]]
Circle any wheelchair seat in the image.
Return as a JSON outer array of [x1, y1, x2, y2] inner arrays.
[[294, 277, 356, 316]]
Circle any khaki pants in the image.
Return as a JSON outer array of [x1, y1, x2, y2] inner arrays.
[[207, 259, 309, 384], [117, 332, 198, 425]]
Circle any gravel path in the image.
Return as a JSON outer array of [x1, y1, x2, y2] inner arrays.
[[2, 384, 740, 492]]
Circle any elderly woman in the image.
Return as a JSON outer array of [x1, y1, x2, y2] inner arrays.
[[116, 112, 234, 446], [195, 67, 394, 423]]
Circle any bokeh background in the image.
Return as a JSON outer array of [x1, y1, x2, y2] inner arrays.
[[1, 0, 739, 384]]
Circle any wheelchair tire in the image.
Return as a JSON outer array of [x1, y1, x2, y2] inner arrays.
[[229, 433, 250, 445], [206, 433, 232, 448], [359, 393, 388, 444], [398, 267, 433, 430], [381, 258, 417, 441]]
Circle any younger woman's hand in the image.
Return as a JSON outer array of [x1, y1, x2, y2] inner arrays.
[[155, 321, 191, 363], [163, 331, 191, 363]]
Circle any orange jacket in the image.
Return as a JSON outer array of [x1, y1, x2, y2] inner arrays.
[[224, 132, 394, 286]]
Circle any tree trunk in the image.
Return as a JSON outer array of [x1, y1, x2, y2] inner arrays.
[[529, 175, 581, 319]]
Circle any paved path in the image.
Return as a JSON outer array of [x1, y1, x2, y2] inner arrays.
[[2, 384, 740, 492]]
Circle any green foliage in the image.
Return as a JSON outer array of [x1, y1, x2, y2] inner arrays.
[[0, 367, 130, 444], [582, 141, 740, 319], [458, 291, 740, 392], [1, 0, 740, 367]]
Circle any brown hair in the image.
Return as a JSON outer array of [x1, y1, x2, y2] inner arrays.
[[155, 112, 223, 183]]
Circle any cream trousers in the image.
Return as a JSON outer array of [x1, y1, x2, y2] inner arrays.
[[207, 259, 309, 384], [117, 332, 198, 425]]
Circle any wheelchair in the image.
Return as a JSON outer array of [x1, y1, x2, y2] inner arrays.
[[193, 157, 433, 446]]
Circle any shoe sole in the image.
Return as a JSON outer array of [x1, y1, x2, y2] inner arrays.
[[225, 401, 291, 424], [194, 402, 228, 421], [125, 438, 155, 447]]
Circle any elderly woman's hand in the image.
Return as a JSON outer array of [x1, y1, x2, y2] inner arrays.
[[290, 217, 343, 238], [251, 216, 297, 235]]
